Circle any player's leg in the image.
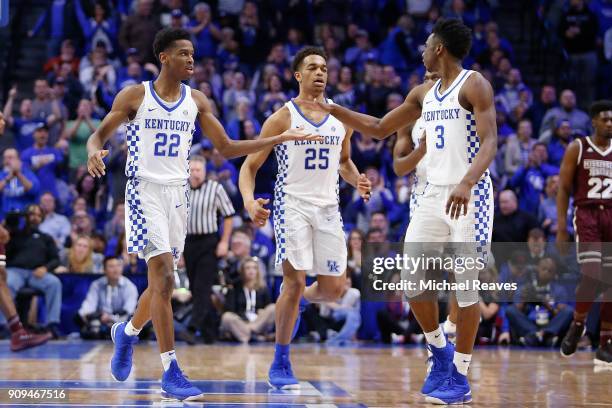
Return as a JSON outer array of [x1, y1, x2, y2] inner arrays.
[[426, 179, 493, 405], [268, 200, 312, 389], [269, 260, 306, 389], [594, 211, 612, 366], [562, 207, 602, 357], [404, 184, 454, 396]]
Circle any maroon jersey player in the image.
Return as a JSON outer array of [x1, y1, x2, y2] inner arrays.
[[557, 100, 612, 367]]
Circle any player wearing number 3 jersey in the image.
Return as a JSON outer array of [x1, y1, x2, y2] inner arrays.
[[304, 19, 497, 405], [86, 28, 320, 402]]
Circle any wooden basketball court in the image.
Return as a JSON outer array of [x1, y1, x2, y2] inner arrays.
[[0, 341, 610, 407]]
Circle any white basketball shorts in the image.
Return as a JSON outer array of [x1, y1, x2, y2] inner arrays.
[[273, 195, 347, 276], [125, 178, 189, 265]]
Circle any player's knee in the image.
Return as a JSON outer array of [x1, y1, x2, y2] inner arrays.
[[151, 269, 174, 299], [282, 276, 305, 298]]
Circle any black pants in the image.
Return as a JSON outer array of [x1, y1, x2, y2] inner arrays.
[[184, 233, 220, 341], [303, 305, 344, 341]]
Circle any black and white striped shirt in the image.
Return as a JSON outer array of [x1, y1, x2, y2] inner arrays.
[[188, 180, 235, 235]]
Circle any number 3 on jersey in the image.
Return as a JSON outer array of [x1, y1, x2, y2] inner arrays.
[[435, 125, 445, 149], [154, 132, 180, 157], [305, 148, 329, 170], [587, 177, 612, 199]]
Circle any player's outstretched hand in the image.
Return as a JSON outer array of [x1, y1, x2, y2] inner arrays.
[[278, 125, 323, 143], [87, 150, 109, 178], [446, 182, 471, 220], [246, 198, 271, 227], [555, 229, 570, 255], [357, 173, 371, 202]]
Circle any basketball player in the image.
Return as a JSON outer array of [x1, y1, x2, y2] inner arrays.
[[239, 46, 371, 389], [394, 71, 459, 344], [86, 28, 319, 401], [557, 100, 612, 367], [308, 19, 497, 404]]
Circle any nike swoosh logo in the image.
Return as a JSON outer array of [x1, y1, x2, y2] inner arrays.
[[462, 360, 470, 363], [175, 204, 182, 208], [148, 108, 157, 112], [425, 100, 433, 104], [434, 334, 440, 338]]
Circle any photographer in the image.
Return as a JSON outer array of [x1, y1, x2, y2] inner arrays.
[[76, 256, 137, 339], [0, 148, 40, 221], [5, 204, 62, 338]]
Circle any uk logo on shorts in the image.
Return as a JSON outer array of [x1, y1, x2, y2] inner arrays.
[[327, 260, 339, 274]]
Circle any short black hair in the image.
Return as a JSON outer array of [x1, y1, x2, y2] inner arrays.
[[152, 28, 192, 62], [432, 18, 472, 60], [103, 256, 121, 267], [589, 100, 612, 118], [292, 46, 327, 73]]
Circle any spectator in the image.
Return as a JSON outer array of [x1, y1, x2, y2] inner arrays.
[[222, 73, 255, 122], [225, 97, 260, 140], [222, 228, 267, 285], [347, 229, 365, 290], [76, 256, 138, 339], [492, 190, 538, 243], [235, 1, 269, 71], [257, 74, 288, 119], [0, 149, 40, 221], [496, 68, 532, 115], [38, 192, 71, 250], [538, 176, 565, 241], [5, 204, 62, 337], [206, 149, 238, 197], [505, 257, 573, 346], [79, 46, 117, 95], [558, 0, 599, 108], [56, 235, 103, 274], [118, 0, 162, 64], [20, 124, 64, 200], [344, 29, 379, 74], [61, 99, 101, 175], [329, 66, 362, 110], [547, 120, 573, 168], [379, 14, 419, 76], [509, 143, 559, 214], [220, 258, 275, 343], [376, 272, 414, 343], [504, 119, 536, 178], [348, 166, 395, 233], [362, 64, 393, 118], [2, 87, 55, 153], [188, 2, 222, 60], [527, 85, 557, 135], [539, 89, 590, 141], [28, 0, 72, 57], [303, 275, 361, 345], [74, 0, 119, 56], [104, 202, 125, 241], [43, 39, 80, 76]]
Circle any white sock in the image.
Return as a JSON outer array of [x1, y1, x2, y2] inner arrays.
[[424, 326, 447, 349], [453, 351, 471, 376], [161, 350, 177, 371], [443, 317, 456, 334], [124, 321, 141, 337]]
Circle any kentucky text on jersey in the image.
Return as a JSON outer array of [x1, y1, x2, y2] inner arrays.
[[584, 159, 612, 177], [293, 135, 342, 145], [144, 118, 191, 132], [422, 108, 461, 122]]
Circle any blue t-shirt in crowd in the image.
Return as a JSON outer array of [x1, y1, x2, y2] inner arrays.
[[21, 146, 64, 198], [189, 20, 220, 60], [510, 164, 559, 214], [11, 119, 46, 152], [0, 168, 40, 220]]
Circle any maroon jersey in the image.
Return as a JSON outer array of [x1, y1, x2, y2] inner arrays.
[[573, 137, 612, 208]]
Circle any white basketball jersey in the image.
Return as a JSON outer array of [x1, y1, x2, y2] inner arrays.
[[125, 81, 198, 185], [421, 69, 489, 185], [274, 100, 345, 207], [411, 117, 428, 193]]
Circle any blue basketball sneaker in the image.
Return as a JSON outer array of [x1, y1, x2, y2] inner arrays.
[[161, 360, 204, 401], [425, 365, 472, 405], [110, 322, 138, 381], [421, 341, 454, 395], [268, 355, 300, 390]]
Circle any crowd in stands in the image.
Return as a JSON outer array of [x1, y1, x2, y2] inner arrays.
[[0, 0, 610, 349]]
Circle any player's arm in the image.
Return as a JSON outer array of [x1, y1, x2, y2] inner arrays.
[[192, 90, 319, 159], [556, 140, 579, 243], [339, 128, 371, 201], [461, 72, 497, 188], [312, 84, 427, 140], [393, 125, 426, 176], [238, 108, 287, 226], [86, 84, 143, 177]]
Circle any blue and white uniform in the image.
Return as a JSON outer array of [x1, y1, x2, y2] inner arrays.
[[273, 100, 347, 276], [124, 81, 198, 263], [405, 69, 493, 245], [409, 117, 428, 219]]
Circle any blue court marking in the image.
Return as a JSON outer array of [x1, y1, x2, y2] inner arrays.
[[0, 340, 98, 360], [0, 380, 348, 396]]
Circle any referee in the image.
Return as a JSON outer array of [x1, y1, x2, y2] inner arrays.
[[185, 155, 235, 343]]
